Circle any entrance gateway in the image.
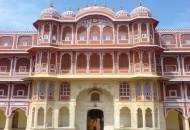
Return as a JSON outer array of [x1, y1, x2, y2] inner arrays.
[[87, 109, 104, 130]]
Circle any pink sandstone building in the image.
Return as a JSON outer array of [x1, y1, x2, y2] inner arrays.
[[0, 3, 189, 130]]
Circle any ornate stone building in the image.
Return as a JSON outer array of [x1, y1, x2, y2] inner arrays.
[[0, 3, 190, 130]]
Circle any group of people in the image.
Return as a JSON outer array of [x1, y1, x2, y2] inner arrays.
[[88, 118, 102, 130]]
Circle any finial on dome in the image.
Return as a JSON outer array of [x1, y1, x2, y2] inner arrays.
[[49, 3, 54, 8], [139, 0, 143, 6], [94, 0, 97, 6]]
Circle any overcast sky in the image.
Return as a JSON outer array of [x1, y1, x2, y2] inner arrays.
[[0, 0, 190, 31]]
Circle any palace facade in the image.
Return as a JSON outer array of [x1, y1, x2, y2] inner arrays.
[[0, 4, 190, 130]]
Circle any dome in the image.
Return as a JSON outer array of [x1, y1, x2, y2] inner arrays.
[[40, 4, 61, 19], [62, 10, 75, 17], [130, 5, 152, 18], [116, 10, 130, 18]]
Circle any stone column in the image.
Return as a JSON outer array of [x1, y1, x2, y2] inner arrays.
[[4, 116, 12, 130], [183, 117, 189, 130], [143, 110, 146, 129], [54, 109, 59, 128], [114, 101, 120, 129], [69, 100, 76, 129]]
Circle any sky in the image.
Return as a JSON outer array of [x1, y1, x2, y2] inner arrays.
[[0, 0, 190, 31]]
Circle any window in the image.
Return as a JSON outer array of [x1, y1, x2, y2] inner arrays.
[[186, 65, 190, 72], [186, 40, 190, 45], [142, 34, 148, 38], [48, 83, 54, 97], [39, 81, 45, 97], [92, 35, 98, 41], [105, 35, 111, 40], [0, 89, 4, 96], [79, 35, 85, 41], [19, 66, 27, 72], [52, 35, 56, 40], [60, 82, 70, 97], [165, 40, 171, 45], [144, 82, 151, 96], [120, 82, 130, 98], [91, 93, 100, 102], [0, 66, 7, 72], [17, 90, 24, 96], [165, 65, 177, 72], [65, 36, 71, 41], [169, 90, 177, 97], [43, 35, 49, 40], [136, 82, 142, 96], [22, 41, 28, 46], [120, 35, 126, 40]]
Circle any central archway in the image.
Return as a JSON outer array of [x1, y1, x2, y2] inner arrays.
[[87, 109, 104, 130], [76, 87, 114, 130]]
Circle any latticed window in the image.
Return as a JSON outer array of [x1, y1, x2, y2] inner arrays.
[[144, 81, 152, 100], [120, 82, 130, 99], [48, 82, 54, 100], [60, 82, 70, 100], [91, 93, 100, 102], [38, 81, 45, 99]]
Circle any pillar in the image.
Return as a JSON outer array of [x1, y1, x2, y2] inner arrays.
[[183, 117, 189, 130], [69, 100, 76, 128], [114, 102, 120, 129], [4, 116, 12, 130], [143, 110, 146, 129]]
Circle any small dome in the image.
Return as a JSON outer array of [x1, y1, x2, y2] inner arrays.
[[131, 5, 152, 18], [40, 4, 61, 19], [116, 10, 130, 17], [62, 10, 75, 17]]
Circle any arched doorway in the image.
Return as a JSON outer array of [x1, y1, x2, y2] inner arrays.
[[0, 109, 6, 129], [12, 109, 27, 130], [166, 109, 183, 130], [87, 109, 104, 130], [76, 88, 114, 130]]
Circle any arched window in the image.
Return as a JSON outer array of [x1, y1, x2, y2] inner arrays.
[[118, 25, 128, 41], [47, 108, 53, 127], [77, 53, 87, 72], [77, 26, 87, 41], [0, 36, 13, 47], [103, 26, 113, 41], [59, 107, 69, 127], [120, 82, 130, 100], [17, 36, 32, 46], [89, 53, 100, 72], [90, 26, 100, 41], [103, 53, 113, 72], [145, 108, 153, 128], [43, 23, 50, 40], [91, 93, 100, 102], [12, 109, 27, 129], [62, 27, 72, 41], [37, 108, 44, 126], [0, 58, 11, 73], [163, 57, 178, 73], [61, 53, 71, 73], [137, 108, 143, 128], [120, 107, 131, 127], [119, 53, 129, 72]]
